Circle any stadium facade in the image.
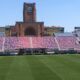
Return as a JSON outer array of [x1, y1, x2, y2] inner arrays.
[[0, 3, 64, 37], [0, 2, 80, 55]]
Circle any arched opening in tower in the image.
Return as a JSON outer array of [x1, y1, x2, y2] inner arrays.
[[24, 27, 36, 36]]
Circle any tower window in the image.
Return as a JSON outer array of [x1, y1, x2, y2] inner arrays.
[[27, 7, 32, 13]]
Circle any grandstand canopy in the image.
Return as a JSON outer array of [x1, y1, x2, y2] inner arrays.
[[54, 32, 74, 36], [0, 32, 5, 37]]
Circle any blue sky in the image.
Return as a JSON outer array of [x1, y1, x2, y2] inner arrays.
[[0, 0, 80, 32]]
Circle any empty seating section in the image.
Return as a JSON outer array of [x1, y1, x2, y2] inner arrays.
[[75, 37, 80, 51], [75, 44, 80, 51], [0, 36, 79, 51], [0, 37, 4, 51], [56, 36, 75, 50], [4, 37, 19, 50], [32, 37, 44, 48], [43, 37, 58, 48], [18, 37, 30, 48]]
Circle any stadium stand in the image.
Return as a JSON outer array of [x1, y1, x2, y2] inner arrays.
[[55, 36, 75, 50], [75, 31, 80, 37], [4, 37, 19, 50], [32, 37, 43, 48], [43, 37, 58, 49], [75, 37, 80, 51], [0, 36, 80, 54], [0, 37, 5, 52], [18, 37, 30, 49]]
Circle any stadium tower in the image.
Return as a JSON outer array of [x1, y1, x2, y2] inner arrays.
[[10, 3, 44, 37]]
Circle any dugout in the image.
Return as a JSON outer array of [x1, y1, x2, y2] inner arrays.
[[18, 48, 46, 55]]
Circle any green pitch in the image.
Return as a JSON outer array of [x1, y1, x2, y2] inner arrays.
[[0, 54, 80, 80]]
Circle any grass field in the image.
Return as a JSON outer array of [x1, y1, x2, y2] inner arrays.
[[0, 54, 80, 80]]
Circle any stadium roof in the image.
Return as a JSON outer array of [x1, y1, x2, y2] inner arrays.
[[54, 32, 74, 36]]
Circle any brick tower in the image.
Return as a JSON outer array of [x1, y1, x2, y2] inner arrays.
[[10, 2, 44, 37], [23, 3, 36, 22]]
